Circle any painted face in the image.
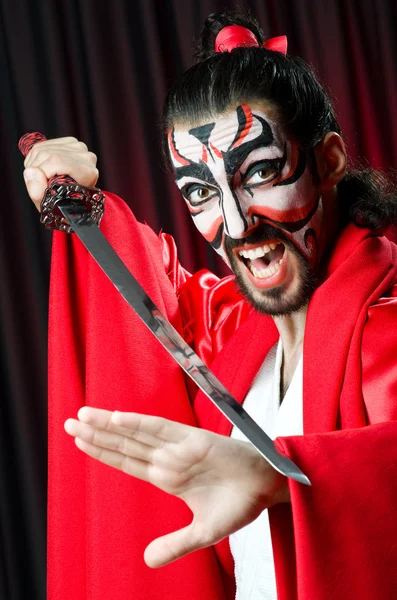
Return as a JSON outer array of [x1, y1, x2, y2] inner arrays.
[[169, 104, 324, 313]]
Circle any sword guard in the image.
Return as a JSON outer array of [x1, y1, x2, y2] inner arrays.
[[40, 182, 104, 234], [19, 132, 105, 233]]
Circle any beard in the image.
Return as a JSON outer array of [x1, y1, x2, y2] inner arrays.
[[225, 223, 318, 316]]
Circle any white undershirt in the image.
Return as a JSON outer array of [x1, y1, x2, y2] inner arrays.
[[229, 340, 303, 600]]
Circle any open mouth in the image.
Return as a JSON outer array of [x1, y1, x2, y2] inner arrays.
[[237, 241, 286, 280]]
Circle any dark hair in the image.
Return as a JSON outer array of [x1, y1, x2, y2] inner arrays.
[[163, 10, 397, 231]]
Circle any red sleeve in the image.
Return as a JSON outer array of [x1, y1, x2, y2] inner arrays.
[[157, 223, 253, 367], [270, 287, 397, 600], [47, 192, 228, 600], [361, 284, 397, 423], [274, 421, 397, 600], [158, 231, 192, 291], [177, 271, 253, 366]]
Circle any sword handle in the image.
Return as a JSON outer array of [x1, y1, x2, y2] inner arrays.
[[19, 132, 105, 233], [19, 133, 76, 188]]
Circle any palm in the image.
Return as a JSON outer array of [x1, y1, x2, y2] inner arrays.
[[65, 407, 288, 567], [147, 429, 272, 550]]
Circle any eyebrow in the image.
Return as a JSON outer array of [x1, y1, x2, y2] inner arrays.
[[174, 113, 277, 184], [174, 162, 218, 186], [224, 138, 277, 178], [224, 115, 275, 177]]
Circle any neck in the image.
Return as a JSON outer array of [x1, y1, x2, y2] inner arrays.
[[273, 306, 307, 399], [273, 306, 307, 355]]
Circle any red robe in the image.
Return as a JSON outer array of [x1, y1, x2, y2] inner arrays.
[[48, 192, 397, 600]]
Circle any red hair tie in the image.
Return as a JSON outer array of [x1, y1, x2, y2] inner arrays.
[[263, 35, 288, 54], [214, 25, 288, 55]]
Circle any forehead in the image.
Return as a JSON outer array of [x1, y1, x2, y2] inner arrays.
[[169, 104, 286, 169]]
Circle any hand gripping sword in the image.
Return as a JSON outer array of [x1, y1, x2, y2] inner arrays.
[[20, 132, 310, 486]]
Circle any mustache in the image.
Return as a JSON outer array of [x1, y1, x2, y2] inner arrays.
[[224, 222, 294, 252]]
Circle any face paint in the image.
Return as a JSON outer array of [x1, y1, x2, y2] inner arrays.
[[170, 104, 322, 265], [170, 104, 325, 313]]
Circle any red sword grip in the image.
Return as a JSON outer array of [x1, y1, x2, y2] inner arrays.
[[18, 132, 76, 188], [18, 132, 105, 233]]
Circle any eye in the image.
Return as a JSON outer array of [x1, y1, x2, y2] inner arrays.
[[245, 165, 279, 186], [184, 184, 218, 205]]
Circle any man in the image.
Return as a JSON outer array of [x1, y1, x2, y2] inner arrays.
[[23, 11, 397, 600]]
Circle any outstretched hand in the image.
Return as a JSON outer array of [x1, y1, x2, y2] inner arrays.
[[64, 407, 290, 568]]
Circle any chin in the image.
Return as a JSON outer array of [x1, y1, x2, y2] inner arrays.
[[225, 227, 318, 316], [235, 271, 316, 316]]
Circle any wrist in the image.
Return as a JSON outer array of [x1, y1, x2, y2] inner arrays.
[[274, 475, 291, 504], [254, 454, 291, 508]]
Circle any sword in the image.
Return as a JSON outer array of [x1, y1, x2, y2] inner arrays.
[[20, 132, 310, 486]]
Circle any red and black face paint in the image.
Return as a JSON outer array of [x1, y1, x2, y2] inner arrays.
[[169, 104, 322, 268]]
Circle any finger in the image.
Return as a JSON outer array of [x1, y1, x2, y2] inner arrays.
[[35, 154, 98, 188], [77, 407, 164, 448], [25, 148, 96, 170], [78, 406, 117, 428], [74, 436, 156, 484], [24, 141, 89, 167], [73, 434, 187, 498], [111, 411, 189, 443], [29, 136, 79, 150], [65, 418, 154, 462], [23, 138, 78, 166], [144, 522, 213, 568], [23, 167, 48, 209], [45, 136, 78, 143]]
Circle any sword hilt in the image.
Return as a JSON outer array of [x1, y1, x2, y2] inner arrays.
[[19, 132, 105, 233]]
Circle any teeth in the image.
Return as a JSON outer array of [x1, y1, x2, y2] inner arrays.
[[239, 243, 275, 259], [238, 242, 285, 280], [249, 260, 281, 279]]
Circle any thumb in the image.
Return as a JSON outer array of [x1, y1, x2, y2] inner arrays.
[[23, 167, 48, 211], [144, 522, 211, 568]]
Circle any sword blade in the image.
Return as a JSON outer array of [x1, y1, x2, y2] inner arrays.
[[60, 204, 310, 486]]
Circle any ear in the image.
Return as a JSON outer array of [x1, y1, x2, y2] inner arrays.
[[314, 132, 347, 190]]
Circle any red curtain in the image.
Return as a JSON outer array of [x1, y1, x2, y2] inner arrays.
[[1, 1, 397, 597]]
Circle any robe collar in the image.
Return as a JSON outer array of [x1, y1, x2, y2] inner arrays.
[[194, 224, 397, 435]]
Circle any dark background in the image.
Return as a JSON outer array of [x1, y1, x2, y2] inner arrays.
[[1, 0, 397, 598]]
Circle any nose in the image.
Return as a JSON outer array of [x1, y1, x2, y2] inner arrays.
[[221, 188, 250, 239]]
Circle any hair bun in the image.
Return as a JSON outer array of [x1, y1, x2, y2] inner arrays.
[[195, 10, 265, 62]]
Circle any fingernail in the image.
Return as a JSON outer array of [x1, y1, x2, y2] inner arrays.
[[24, 168, 36, 181], [111, 411, 122, 424]]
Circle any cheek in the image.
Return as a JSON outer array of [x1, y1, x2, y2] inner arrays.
[[187, 201, 222, 241], [239, 168, 323, 268], [289, 198, 324, 268], [245, 166, 318, 215], [187, 201, 230, 264]]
